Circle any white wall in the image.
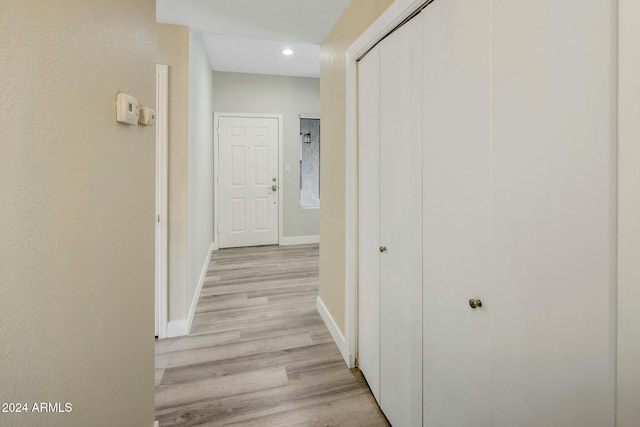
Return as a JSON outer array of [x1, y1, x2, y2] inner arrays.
[[188, 31, 215, 311], [212, 71, 320, 238], [0, 1, 155, 425]]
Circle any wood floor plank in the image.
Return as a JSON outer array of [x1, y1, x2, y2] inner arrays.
[[196, 296, 268, 314], [189, 316, 286, 337], [156, 366, 289, 410], [159, 343, 342, 387], [155, 370, 370, 426], [189, 310, 285, 331], [221, 392, 389, 427], [156, 333, 314, 370], [155, 244, 388, 426], [199, 277, 318, 297], [193, 300, 315, 324], [237, 319, 328, 342], [246, 283, 318, 298], [155, 331, 241, 355]]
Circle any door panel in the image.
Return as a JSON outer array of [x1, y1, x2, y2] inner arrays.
[[230, 146, 245, 186], [491, 1, 616, 425], [421, 0, 492, 426], [357, 46, 381, 404], [230, 199, 245, 232], [254, 146, 268, 185], [254, 198, 268, 231], [379, 15, 423, 427], [219, 116, 279, 248]]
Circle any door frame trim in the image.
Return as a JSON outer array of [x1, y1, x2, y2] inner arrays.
[[213, 113, 284, 249], [155, 64, 169, 339], [344, 0, 427, 368]]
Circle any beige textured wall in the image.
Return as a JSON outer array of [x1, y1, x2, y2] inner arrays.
[[0, 1, 156, 426], [618, 0, 640, 424], [157, 24, 190, 323], [319, 0, 393, 333], [211, 71, 321, 238]]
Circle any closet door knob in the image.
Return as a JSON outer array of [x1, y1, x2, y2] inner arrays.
[[469, 299, 483, 309], [379, 246, 387, 253]]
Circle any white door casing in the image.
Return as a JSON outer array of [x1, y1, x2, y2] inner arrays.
[[217, 115, 280, 248], [155, 64, 168, 339]]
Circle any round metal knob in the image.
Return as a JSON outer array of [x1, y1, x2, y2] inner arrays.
[[379, 246, 387, 253], [469, 299, 482, 309]]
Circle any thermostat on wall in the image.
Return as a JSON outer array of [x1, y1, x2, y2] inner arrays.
[[138, 106, 156, 126], [116, 93, 139, 125]]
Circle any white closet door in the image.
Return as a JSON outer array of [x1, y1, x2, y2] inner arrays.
[[421, 0, 492, 425], [379, 15, 423, 427], [491, 1, 616, 425], [357, 46, 381, 404]]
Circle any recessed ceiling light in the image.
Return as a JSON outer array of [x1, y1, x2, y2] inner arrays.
[[282, 49, 293, 56]]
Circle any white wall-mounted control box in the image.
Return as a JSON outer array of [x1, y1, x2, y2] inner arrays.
[[116, 93, 139, 125], [138, 106, 156, 126]]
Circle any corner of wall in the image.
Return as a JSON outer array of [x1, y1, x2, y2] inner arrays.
[[157, 22, 191, 331], [318, 0, 394, 353], [187, 29, 215, 318]]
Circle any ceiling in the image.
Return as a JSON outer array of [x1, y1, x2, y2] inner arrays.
[[156, 0, 351, 78]]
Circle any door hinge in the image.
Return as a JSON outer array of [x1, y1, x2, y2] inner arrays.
[[217, 225, 220, 233], [157, 214, 160, 223]]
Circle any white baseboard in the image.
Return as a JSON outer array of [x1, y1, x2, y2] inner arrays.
[[188, 242, 215, 333], [316, 296, 349, 366], [280, 235, 320, 246], [166, 319, 188, 338], [166, 242, 214, 338]]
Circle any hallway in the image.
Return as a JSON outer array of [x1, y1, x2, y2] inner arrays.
[[154, 244, 388, 426]]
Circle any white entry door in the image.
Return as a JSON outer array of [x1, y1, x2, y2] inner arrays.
[[218, 116, 279, 248]]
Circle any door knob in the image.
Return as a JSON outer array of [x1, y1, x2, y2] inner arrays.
[[469, 299, 482, 309], [379, 246, 387, 253], [271, 184, 278, 192]]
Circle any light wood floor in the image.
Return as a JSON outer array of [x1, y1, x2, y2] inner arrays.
[[155, 244, 389, 426]]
